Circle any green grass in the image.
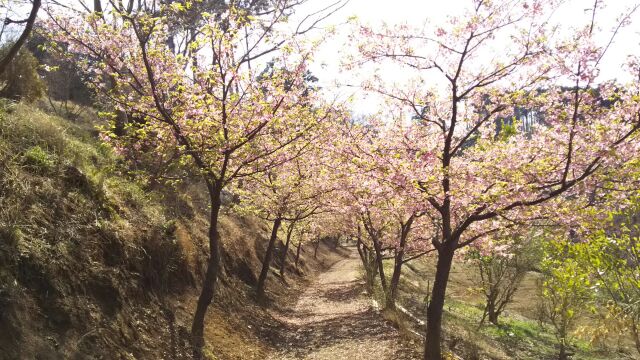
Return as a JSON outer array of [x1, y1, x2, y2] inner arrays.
[[22, 145, 55, 171], [0, 99, 164, 220], [0, 98, 200, 356], [368, 256, 637, 360], [442, 299, 559, 359], [0, 100, 177, 286]]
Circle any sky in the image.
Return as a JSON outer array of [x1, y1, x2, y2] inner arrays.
[[5, 0, 640, 115], [292, 0, 640, 114]]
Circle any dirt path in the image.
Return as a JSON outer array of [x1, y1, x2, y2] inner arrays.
[[267, 248, 420, 360]]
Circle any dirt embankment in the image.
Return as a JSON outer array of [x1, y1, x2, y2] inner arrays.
[[0, 102, 349, 360]]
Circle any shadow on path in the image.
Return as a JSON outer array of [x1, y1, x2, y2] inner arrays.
[[265, 248, 421, 360]]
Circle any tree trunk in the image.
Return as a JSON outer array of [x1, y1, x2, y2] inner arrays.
[[363, 218, 389, 303], [191, 188, 222, 360], [370, 259, 378, 291], [480, 290, 500, 325], [388, 217, 413, 309], [488, 305, 499, 325], [632, 320, 640, 356], [357, 239, 378, 292], [558, 341, 568, 360], [314, 239, 320, 258], [388, 250, 404, 309], [356, 238, 365, 263], [371, 234, 388, 300], [256, 218, 282, 300], [93, 0, 102, 12], [279, 222, 295, 276], [424, 245, 455, 360], [356, 228, 379, 292], [365, 255, 378, 293], [294, 242, 302, 269]]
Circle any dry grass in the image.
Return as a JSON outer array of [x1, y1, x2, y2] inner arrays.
[[387, 257, 639, 360], [0, 100, 333, 360]]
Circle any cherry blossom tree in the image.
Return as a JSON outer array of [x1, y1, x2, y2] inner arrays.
[[351, 1, 640, 358], [328, 119, 393, 296], [234, 151, 335, 299], [291, 220, 315, 269], [280, 216, 316, 275], [331, 115, 435, 308], [45, 2, 342, 357], [468, 232, 535, 326]]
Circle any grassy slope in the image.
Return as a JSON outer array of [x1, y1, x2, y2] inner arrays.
[[0, 101, 343, 360], [384, 257, 639, 360]]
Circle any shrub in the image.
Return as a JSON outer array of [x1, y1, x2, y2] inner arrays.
[[22, 145, 54, 171], [0, 46, 45, 102], [468, 235, 538, 326], [538, 240, 594, 360]]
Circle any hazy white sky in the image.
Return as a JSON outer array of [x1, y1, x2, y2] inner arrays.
[[295, 0, 640, 114], [8, 0, 638, 115]]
